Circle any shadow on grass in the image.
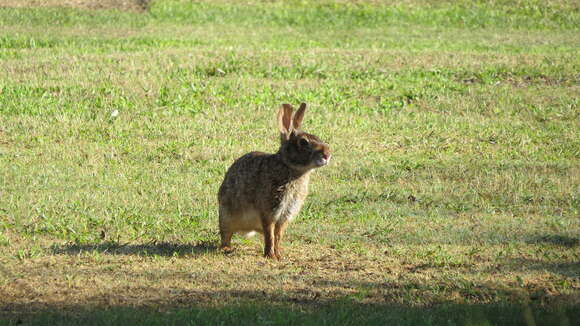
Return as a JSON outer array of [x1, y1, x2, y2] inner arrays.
[[1, 301, 578, 326], [50, 241, 218, 257], [504, 258, 580, 278], [527, 234, 579, 248]]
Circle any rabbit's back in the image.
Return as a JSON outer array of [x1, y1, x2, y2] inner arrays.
[[218, 152, 270, 209], [218, 151, 310, 229]]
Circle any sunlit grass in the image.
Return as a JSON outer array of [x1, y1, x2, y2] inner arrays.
[[0, 0, 578, 325]]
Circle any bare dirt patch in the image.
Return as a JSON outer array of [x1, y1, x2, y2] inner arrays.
[[0, 0, 151, 12]]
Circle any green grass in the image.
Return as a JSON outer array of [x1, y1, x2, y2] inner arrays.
[[1, 0, 578, 29], [3, 303, 578, 326], [0, 0, 579, 325]]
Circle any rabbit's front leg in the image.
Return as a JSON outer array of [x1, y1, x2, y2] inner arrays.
[[274, 220, 289, 260], [262, 219, 276, 259]]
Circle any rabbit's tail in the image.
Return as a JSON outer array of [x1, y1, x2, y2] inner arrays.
[[241, 231, 258, 238]]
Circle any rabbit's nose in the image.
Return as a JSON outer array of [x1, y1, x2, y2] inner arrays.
[[322, 147, 331, 160]]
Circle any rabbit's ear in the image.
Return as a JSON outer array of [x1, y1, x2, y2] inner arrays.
[[293, 103, 306, 130], [278, 104, 294, 138]]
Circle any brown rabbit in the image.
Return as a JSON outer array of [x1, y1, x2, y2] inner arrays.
[[218, 103, 331, 259]]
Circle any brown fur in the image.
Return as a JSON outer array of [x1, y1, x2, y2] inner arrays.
[[218, 103, 331, 259]]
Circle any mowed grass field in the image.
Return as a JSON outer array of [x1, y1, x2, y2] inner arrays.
[[0, 0, 579, 324]]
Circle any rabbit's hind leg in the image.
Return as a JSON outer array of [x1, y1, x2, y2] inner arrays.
[[219, 229, 234, 252], [219, 206, 234, 252]]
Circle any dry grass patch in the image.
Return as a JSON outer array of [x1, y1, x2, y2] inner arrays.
[[1, 238, 578, 316], [0, 0, 151, 11]]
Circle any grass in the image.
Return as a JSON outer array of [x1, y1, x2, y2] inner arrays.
[[0, 0, 579, 325]]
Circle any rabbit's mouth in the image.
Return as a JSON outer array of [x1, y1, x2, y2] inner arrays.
[[314, 155, 331, 167]]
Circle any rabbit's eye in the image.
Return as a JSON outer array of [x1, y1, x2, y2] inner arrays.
[[299, 138, 309, 147]]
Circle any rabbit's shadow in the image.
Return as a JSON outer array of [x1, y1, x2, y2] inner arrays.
[[50, 241, 218, 257]]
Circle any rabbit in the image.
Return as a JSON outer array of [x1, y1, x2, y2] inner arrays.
[[218, 103, 331, 259]]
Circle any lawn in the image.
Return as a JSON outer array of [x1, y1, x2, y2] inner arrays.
[[0, 0, 578, 325]]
